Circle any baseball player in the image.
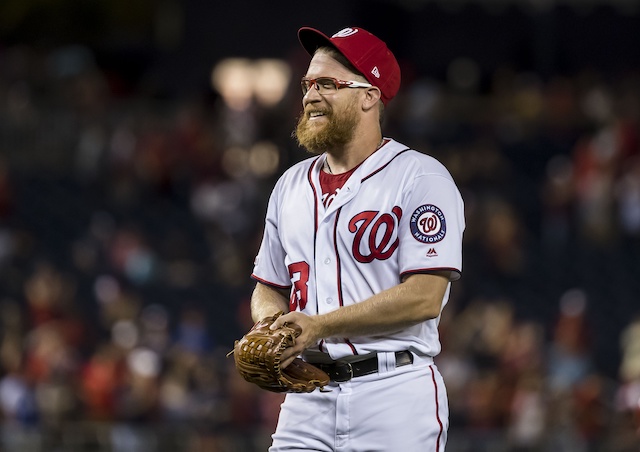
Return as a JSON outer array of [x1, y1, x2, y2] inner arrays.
[[250, 26, 465, 451]]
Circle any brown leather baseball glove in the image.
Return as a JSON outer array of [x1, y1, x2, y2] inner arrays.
[[229, 311, 330, 393]]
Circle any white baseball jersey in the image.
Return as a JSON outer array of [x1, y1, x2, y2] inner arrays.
[[252, 138, 464, 361]]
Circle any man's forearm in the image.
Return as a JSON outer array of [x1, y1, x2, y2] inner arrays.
[[315, 272, 449, 339], [250, 282, 290, 322], [268, 273, 451, 365]]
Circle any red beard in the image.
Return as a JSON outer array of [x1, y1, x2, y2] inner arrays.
[[294, 101, 360, 154]]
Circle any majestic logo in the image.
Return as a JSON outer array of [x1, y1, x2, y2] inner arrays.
[[410, 204, 446, 243], [371, 66, 380, 78], [426, 248, 438, 257], [349, 207, 402, 263], [332, 28, 359, 38]]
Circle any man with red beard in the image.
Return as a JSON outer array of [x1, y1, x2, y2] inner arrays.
[[249, 26, 465, 451]]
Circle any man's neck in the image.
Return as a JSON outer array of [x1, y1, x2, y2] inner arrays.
[[325, 132, 383, 174]]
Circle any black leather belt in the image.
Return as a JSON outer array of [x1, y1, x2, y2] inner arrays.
[[313, 351, 413, 382]]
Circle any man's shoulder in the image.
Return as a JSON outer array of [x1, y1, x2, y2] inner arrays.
[[384, 139, 453, 180], [274, 155, 321, 187]]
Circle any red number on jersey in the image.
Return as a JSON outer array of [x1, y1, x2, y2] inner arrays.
[[288, 261, 310, 311]]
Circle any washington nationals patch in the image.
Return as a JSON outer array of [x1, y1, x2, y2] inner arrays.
[[410, 204, 446, 243]]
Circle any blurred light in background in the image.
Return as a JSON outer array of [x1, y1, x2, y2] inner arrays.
[[559, 287, 587, 317], [220, 141, 280, 179], [211, 58, 291, 110], [249, 141, 280, 177], [112, 320, 139, 350], [191, 180, 243, 223], [127, 347, 161, 378], [222, 146, 250, 178], [211, 58, 254, 111], [253, 59, 291, 108], [94, 275, 121, 305]]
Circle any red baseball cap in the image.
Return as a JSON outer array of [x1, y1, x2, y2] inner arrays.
[[298, 26, 401, 105]]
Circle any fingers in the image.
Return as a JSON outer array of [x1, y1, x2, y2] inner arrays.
[[279, 334, 304, 369], [280, 353, 298, 369], [271, 312, 313, 369], [270, 311, 301, 330]]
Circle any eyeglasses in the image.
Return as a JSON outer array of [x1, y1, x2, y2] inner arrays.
[[301, 77, 373, 96]]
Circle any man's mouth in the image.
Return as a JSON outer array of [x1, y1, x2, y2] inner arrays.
[[308, 110, 328, 119]]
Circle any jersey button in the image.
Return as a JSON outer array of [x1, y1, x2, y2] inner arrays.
[[324, 258, 331, 264], [326, 297, 333, 304]]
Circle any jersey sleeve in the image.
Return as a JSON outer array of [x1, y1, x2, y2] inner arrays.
[[398, 173, 465, 281], [251, 182, 292, 288]]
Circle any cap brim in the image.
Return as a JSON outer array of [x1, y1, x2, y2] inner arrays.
[[298, 27, 335, 56]]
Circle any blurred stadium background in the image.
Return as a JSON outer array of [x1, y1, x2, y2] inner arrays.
[[0, 0, 639, 451]]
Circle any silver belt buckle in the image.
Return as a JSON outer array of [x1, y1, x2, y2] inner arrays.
[[332, 361, 353, 382], [345, 362, 353, 380]]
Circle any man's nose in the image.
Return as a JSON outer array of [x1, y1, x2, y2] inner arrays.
[[303, 83, 322, 103]]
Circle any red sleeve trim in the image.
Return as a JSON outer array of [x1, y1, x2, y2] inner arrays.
[[400, 267, 462, 281], [251, 274, 291, 289]]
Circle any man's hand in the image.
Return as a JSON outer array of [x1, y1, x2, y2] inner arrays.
[[229, 311, 330, 393], [270, 311, 323, 368]]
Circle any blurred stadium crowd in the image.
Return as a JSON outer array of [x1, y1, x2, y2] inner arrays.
[[1, 10, 640, 452]]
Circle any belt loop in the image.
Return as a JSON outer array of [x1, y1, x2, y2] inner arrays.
[[377, 351, 393, 374]]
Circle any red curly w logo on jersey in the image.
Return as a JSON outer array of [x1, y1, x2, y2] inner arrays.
[[348, 207, 402, 263]]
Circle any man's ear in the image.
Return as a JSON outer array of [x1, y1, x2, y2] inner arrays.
[[362, 87, 382, 111]]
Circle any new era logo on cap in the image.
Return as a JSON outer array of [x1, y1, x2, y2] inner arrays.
[[298, 26, 401, 105]]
